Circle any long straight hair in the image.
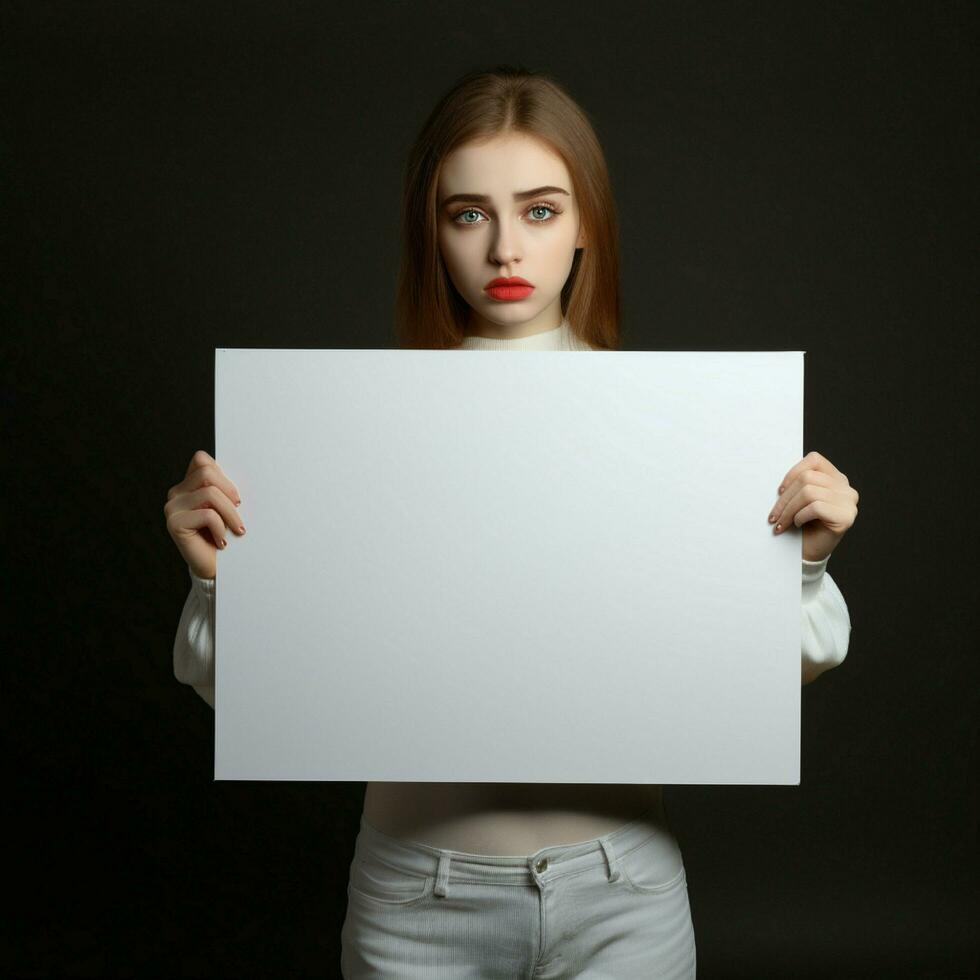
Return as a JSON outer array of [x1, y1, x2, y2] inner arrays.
[[394, 66, 621, 351]]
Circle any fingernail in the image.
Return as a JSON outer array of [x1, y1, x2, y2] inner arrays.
[[775, 523, 783, 533], [768, 513, 777, 524], [238, 524, 246, 534], [778, 485, 785, 495], [218, 537, 226, 549]]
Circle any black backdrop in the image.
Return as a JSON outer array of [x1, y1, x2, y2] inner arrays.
[[4, 2, 976, 976]]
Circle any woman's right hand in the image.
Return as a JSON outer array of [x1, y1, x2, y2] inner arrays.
[[164, 450, 245, 581]]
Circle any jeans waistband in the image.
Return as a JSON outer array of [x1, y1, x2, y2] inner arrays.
[[354, 802, 675, 894]]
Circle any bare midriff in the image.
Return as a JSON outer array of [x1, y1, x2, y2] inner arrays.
[[362, 781, 666, 855]]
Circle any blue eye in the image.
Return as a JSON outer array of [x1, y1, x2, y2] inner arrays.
[[451, 201, 564, 225]]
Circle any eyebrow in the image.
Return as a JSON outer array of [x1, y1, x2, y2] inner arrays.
[[439, 185, 571, 209]]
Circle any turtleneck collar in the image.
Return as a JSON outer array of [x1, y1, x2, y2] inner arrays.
[[458, 316, 591, 351]]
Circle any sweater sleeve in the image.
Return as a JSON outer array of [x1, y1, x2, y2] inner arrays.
[[172, 565, 216, 709], [800, 556, 851, 685]]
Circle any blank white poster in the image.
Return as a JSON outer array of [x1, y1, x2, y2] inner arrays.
[[214, 348, 804, 784]]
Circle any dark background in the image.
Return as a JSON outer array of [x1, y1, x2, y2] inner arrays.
[[3, 1, 976, 976]]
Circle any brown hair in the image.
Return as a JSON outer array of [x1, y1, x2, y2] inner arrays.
[[394, 65, 621, 351]]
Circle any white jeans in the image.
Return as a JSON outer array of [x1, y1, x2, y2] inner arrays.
[[341, 806, 696, 978]]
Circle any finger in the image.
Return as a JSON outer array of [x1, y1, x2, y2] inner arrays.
[[773, 485, 853, 533], [190, 461, 242, 507], [166, 503, 229, 549], [169, 450, 220, 501], [789, 498, 853, 534], [777, 450, 844, 496], [768, 470, 838, 526], [170, 459, 241, 506], [185, 485, 246, 535], [185, 449, 217, 479]]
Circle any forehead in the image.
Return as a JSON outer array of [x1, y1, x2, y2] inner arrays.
[[438, 133, 571, 193]]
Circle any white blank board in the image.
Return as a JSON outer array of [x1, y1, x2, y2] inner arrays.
[[214, 348, 804, 784]]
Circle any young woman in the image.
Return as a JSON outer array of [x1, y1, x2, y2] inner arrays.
[[165, 66, 858, 979]]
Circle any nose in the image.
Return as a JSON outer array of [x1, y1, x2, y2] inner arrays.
[[488, 218, 522, 268]]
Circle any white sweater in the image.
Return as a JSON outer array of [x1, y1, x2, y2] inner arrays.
[[174, 320, 851, 708]]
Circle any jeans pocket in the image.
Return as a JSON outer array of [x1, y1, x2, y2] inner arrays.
[[347, 853, 434, 908], [618, 829, 687, 895]]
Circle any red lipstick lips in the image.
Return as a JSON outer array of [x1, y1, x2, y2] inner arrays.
[[485, 276, 534, 302]]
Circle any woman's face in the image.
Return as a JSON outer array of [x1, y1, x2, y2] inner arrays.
[[436, 132, 586, 339]]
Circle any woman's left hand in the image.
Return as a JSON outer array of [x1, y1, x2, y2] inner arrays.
[[768, 451, 859, 563]]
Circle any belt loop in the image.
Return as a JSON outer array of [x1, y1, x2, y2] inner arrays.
[[599, 836, 621, 883], [434, 851, 452, 898]]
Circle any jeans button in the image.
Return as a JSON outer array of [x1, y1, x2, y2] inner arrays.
[[535, 857, 548, 873]]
